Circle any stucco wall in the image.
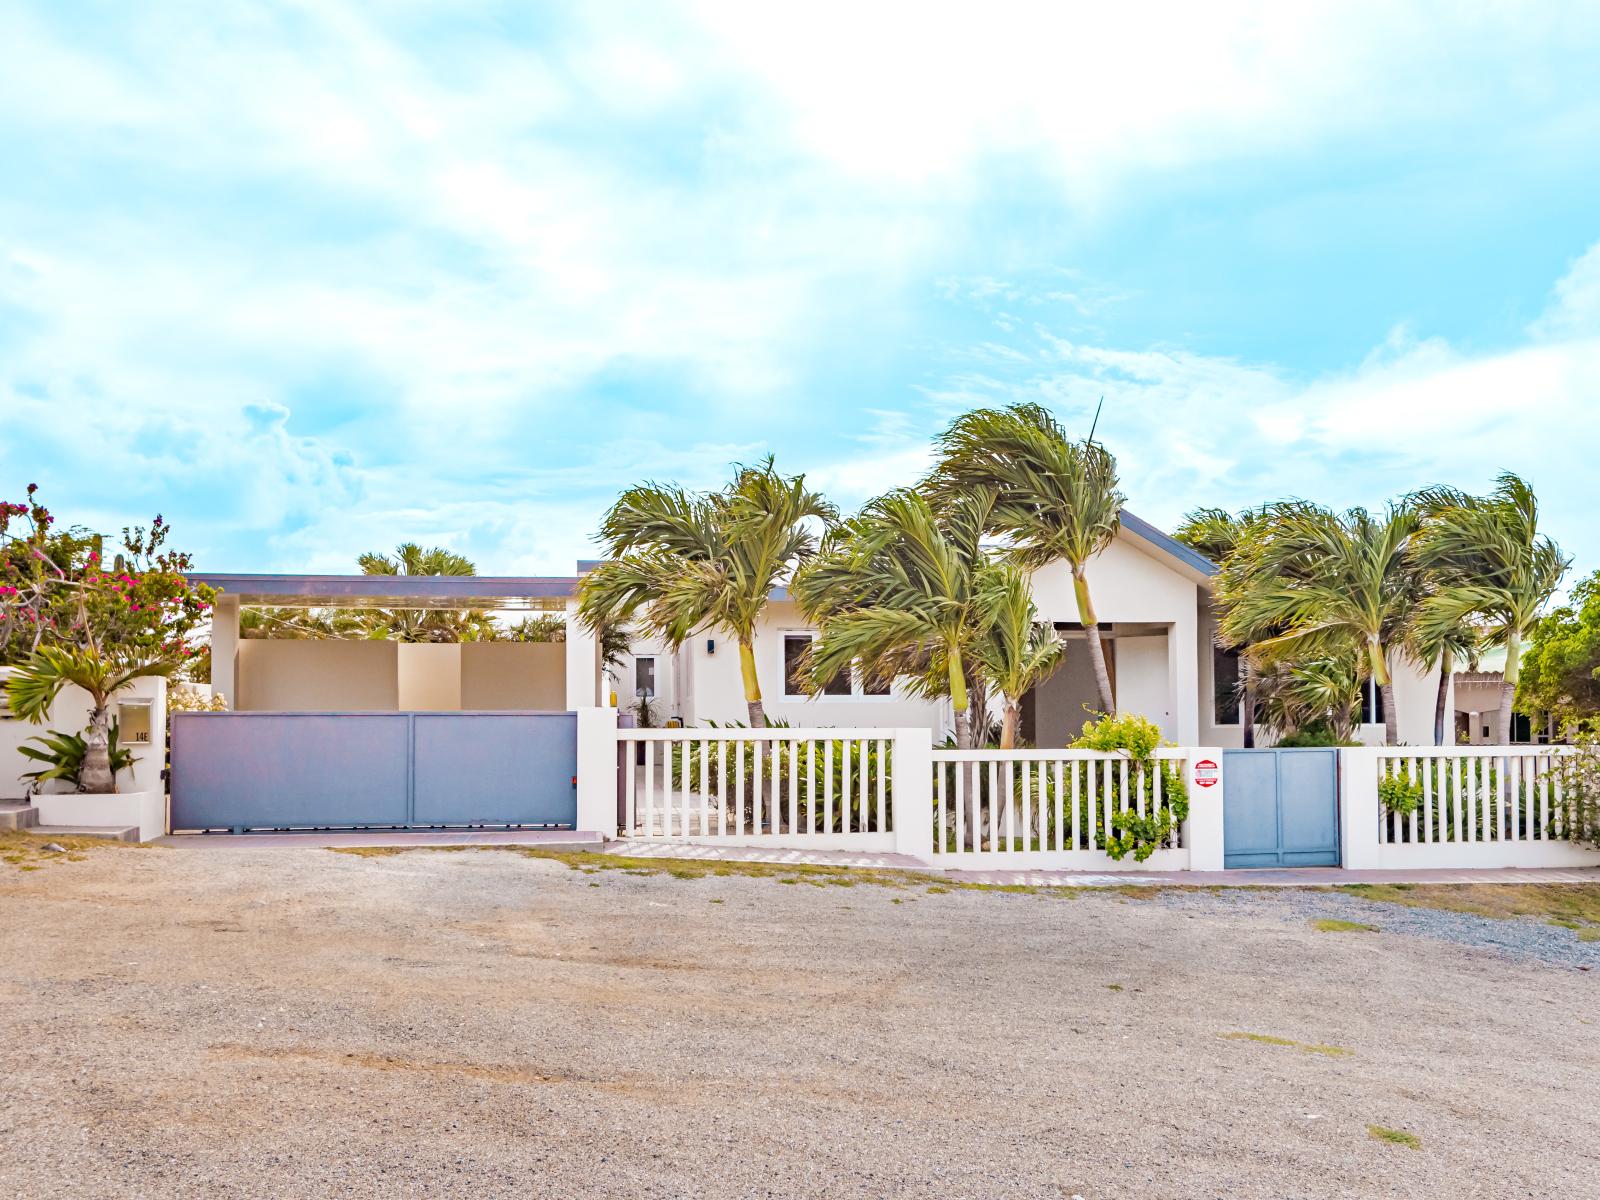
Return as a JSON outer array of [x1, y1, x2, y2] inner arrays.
[[237, 640, 400, 711], [460, 642, 566, 710], [398, 643, 462, 711]]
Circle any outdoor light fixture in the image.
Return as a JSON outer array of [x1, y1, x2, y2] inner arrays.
[[706, 638, 716, 655]]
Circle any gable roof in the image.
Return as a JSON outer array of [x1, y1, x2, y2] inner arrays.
[[1117, 509, 1219, 582]]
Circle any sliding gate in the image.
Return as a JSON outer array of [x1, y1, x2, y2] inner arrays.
[[170, 711, 577, 833]]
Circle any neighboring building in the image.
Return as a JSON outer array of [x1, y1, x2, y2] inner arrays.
[[191, 509, 1449, 747]]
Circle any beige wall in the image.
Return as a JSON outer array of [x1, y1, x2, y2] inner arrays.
[[461, 642, 566, 710], [237, 640, 399, 711], [398, 643, 462, 711]]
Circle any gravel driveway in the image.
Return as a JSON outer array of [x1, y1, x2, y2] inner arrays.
[[2, 844, 1596, 1199]]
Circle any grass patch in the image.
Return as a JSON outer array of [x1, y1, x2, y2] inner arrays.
[[0, 830, 138, 869], [1220, 1031, 1351, 1057], [1335, 882, 1600, 926], [1367, 1125, 1421, 1150], [1579, 928, 1600, 943], [1310, 918, 1379, 933], [1105, 983, 1124, 992]]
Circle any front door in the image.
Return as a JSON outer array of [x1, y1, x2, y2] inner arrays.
[[1222, 748, 1340, 868]]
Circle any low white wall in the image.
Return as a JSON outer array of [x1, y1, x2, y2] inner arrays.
[[0, 673, 168, 802], [35, 790, 165, 842]]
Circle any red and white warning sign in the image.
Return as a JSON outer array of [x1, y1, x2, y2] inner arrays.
[[1193, 758, 1219, 789]]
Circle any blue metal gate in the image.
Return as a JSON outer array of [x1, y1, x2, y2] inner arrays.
[[1222, 748, 1340, 868], [170, 711, 577, 833]]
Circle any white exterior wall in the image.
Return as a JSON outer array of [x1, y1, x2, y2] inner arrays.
[[1028, 533, 1202, 744], [674, 601, 950, 733], [1115, 634, 1174, 740], [0, 673, 168, 801]]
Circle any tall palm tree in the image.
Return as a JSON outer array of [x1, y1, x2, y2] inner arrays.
[[792, 489, 997, 748], [968, 564, 1065, 749], [927, 403, 1123, 717], [356, 543, 495, 643], [6, 646, 175, 792], [1218, 502, 1420, 746], [1410, 473, 1568, 744], [578, 458, 835, 728], [1401, 577, 1483, 747], [1176, 505, 1270, 747]]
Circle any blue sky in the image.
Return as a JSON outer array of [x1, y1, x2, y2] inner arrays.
[[3, 2, 1600, 577]]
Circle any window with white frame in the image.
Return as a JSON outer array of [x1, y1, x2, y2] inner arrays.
[[1359, 677, 1385, 725], [783, 632, 880, 698], [634, 655, 657, 698]]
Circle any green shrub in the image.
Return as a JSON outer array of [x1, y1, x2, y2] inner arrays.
[[18, 720, 135, 792], [1070, 713, 1189, 861]]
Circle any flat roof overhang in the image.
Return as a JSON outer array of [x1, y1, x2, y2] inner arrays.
[[188, 573, 579, 612]]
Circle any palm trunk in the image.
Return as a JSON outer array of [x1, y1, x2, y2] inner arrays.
[[1497, 683, 1516, 746], [1381, 681, 1398, 747], [1500, 630, 1522, 745], [1433, 666, 1451, 747], [967, 676, 988, 748], [1074, 569, 1115, 716], [999, 701, 1020, 750], [79, 702, 115, 794], [1241, 661, 1257, 749], [738, 638, 766, 729]]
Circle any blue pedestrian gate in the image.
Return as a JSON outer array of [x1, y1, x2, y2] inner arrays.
[[170, 711, 577, 833], [1222, 748, 1340, 868]]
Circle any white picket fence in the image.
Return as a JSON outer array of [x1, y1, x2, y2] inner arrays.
[[1342, 746, 1600, 870], [614, 727, 903, 850], [566, 711, 1600, 873], [928, 748, 1198, 870]]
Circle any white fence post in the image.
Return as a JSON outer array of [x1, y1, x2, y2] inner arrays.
[[891, 727, 934, 862], [1184, 748, 1226, 871], [575, 707, 619, 839], [1339, 747, 1382, 870]]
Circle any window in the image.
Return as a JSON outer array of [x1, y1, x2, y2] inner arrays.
[[784, 633, 872, 697], [634, 656, 656, 698], [1359, 678, 1385, 725], [1212, 647, 1241, 725]]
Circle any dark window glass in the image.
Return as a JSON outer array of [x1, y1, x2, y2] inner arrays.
[[861, 668, 891, 697], [1360, 679, 1385, 725], [634, 657, 656, 697], [1213, 647, 1240, 725], [784, 636, 809, 695]]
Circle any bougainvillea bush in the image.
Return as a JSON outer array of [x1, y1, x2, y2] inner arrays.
[[0, 484, 214, 667]]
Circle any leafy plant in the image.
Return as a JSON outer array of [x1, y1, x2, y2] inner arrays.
[[1378, 766, 1424, 816], [1069, 712, 1189, 861], [580, 457, 835, 728], [6, 646, 175, 792], [18, 720, 135, 791]]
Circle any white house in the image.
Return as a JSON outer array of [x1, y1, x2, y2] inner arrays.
[[186, 510, 1448, 748]]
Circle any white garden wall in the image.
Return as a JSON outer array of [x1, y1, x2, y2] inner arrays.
[[0, 672, 168, 802]]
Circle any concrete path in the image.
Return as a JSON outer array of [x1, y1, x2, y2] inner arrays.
[[152, 830, 1600, 886], [156, 828, 605, 850]]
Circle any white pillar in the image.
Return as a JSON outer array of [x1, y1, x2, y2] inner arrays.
[[890, 727, 934, 862], [1169, 604, 1201, 746], [210, 593, 240, 710], [575, 707, 619, 839], [1184, 748, 1226, 871], [1339, 747, 1383, 870], [564, 600, 601, 710]]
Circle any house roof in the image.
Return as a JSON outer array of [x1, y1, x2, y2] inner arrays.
[[193, 510, 1216, 609], [187, 573, 578, 611], [1117, 510, 1218, 581]]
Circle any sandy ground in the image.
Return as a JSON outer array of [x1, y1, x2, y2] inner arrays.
[[1, 845, 1597, 1199]]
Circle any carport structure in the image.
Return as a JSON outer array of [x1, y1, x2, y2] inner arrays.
[[192, 572, 605, 713]]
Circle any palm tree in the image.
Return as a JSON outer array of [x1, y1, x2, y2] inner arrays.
[[578, 458, 835, 727], [968, 564, 1065, 749], [1218, 502, 1420, 746], [1401, 584, 1483, 747], [1176, 505, 1270, 747], [356, 543, 496, 643], [1252, 655, 1367, 744], [1410, 473, 1568, 744], [792, 489, 996, 748], [6, 646, 175, 792], [928, 403, 1123, 717]]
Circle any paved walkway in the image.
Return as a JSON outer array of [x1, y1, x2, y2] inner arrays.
[[156, 828, 604, 850], [152, 831, 1600, 886]]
